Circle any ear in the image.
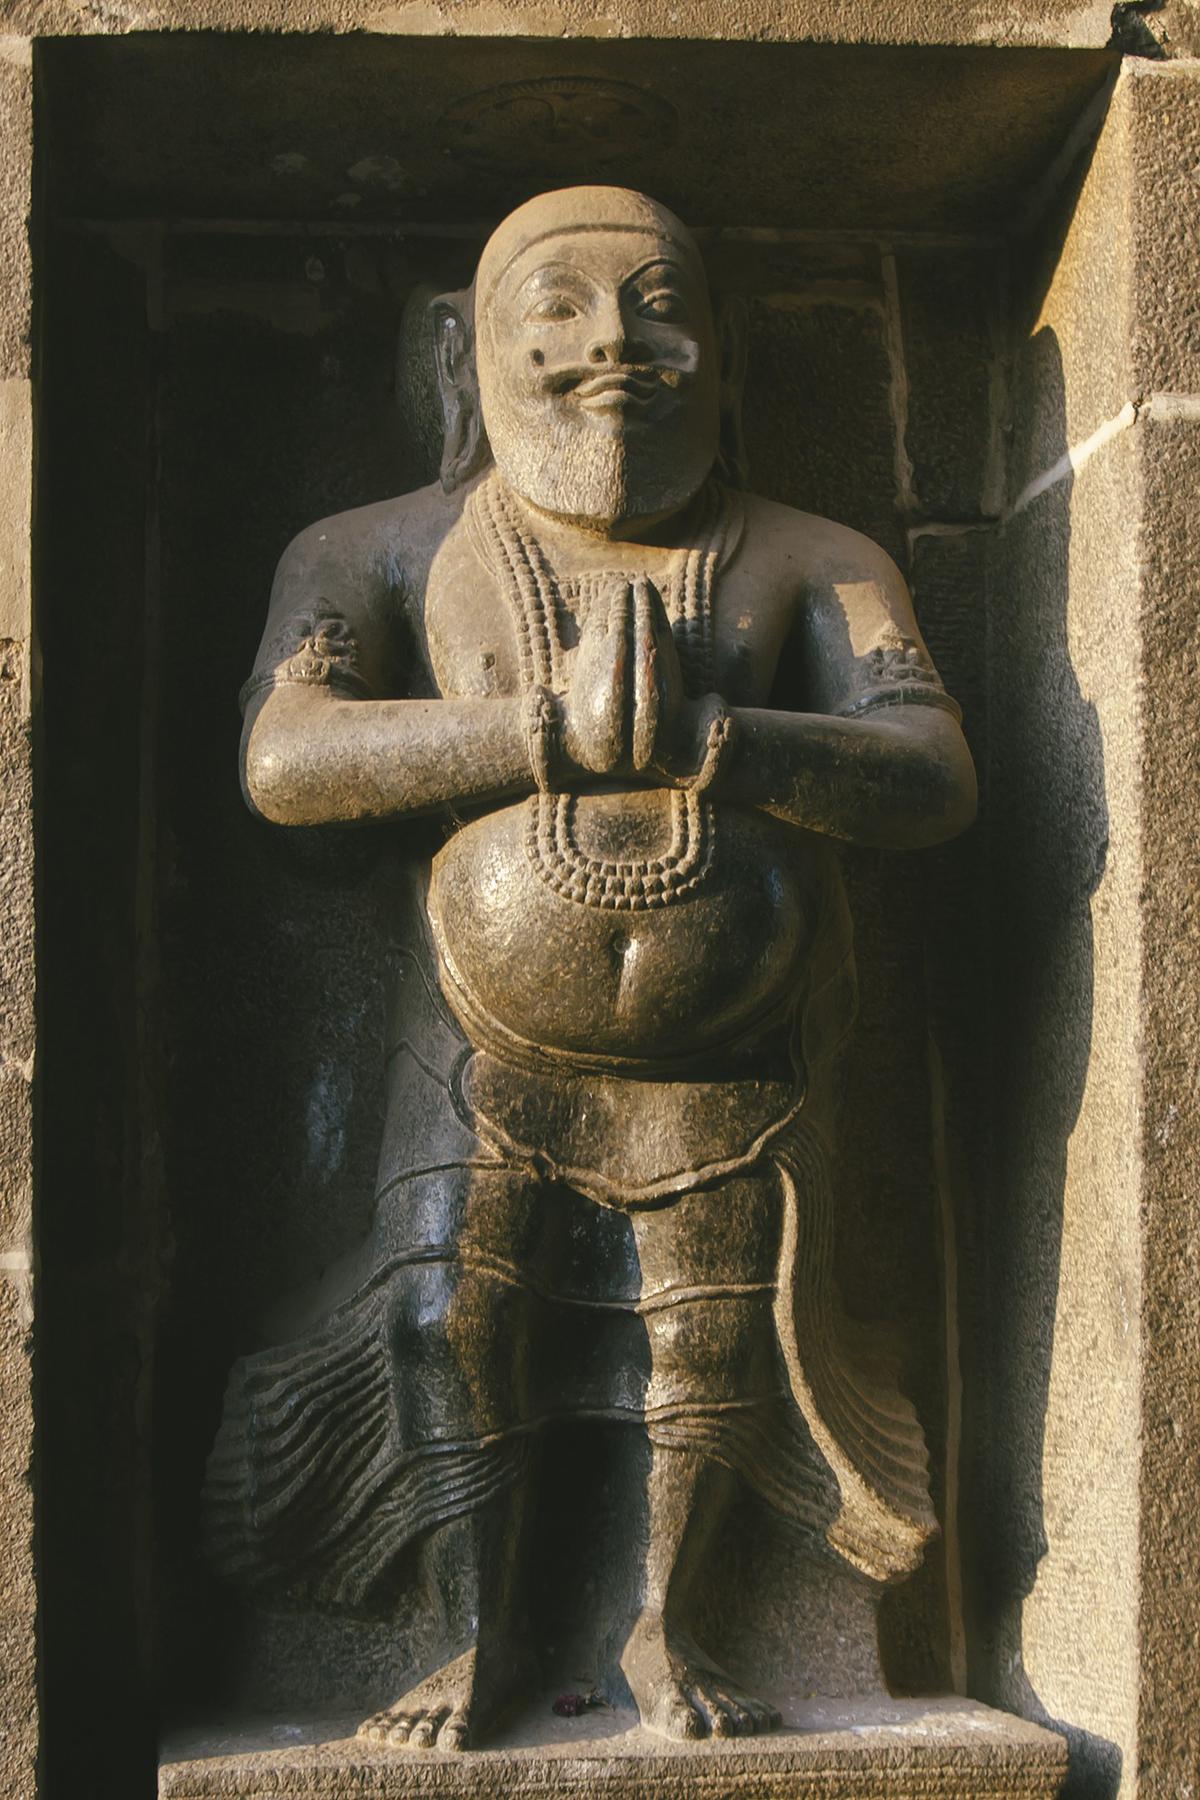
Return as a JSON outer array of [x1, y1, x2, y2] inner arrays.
[[714, 294, 749, 490], [431, 286, 491, 494]]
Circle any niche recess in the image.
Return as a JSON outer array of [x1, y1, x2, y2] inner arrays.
[[33, 32, 1118, 1798]]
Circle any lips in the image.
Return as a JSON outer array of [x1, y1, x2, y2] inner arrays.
[[571, 370, 661, 409]]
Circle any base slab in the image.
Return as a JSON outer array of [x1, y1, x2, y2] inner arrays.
[[160, 1696, 1067, 1799]]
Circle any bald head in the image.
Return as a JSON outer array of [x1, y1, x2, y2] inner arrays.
[[472, 186, 720, 530], [475, 186, 705, 313]]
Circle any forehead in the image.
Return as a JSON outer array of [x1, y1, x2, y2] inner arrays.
[[490, 228, 707, 303]]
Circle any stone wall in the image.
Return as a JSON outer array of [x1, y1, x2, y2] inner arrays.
[[0, 35, 34, 1800], [969, 62, 1200, 1800]]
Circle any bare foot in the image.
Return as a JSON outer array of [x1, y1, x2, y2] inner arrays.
[[620, 1617, 782, 1742], [358, 1644, 535, 1752]]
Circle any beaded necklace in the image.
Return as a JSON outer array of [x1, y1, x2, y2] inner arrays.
[[465, 470, 740, 912]]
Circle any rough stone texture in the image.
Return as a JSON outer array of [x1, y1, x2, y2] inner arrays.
[[1116, 72, 1200, 1800], [0, 39, 34, 1775], [0, 46, 30, 382], [159, 1698, 1067, 1799], [1126, 62, 1200, 397], [1131, 411, 1200, 1800], [0, 0, 1162, 44], [0, 1273, 36, 1800], [0, 644, 34, 1800], [0, 82, 34, 1800], [0, 375, 31, 637]]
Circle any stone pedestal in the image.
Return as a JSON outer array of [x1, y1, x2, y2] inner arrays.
[[160, 1699, 1066, 1799]]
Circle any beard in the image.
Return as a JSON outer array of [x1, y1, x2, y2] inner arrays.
[[481, 390, 717, 529]]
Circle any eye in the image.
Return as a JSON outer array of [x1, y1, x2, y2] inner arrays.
[[637, 289, 686, 323], [525, 295, 580, 324]]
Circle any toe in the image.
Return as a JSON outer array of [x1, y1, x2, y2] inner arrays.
[[437, 1712, 469, 1753], [409, 1707, 449, 1749], [711, 1686, 753, 1736], [652, 1692, 707, 1741], [384, 1714, 416, 1746], [684, 1677, 726, 1737]]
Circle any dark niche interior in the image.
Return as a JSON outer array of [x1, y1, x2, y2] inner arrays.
[[32, 31, 1116, 1797]]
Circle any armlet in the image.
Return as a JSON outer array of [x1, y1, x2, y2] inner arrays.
[[239, 610, 372, 714], [834, 638, 962, 724]]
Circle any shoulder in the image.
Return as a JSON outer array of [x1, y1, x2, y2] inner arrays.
[[733, 491, 905, 593], [274, 481, 464, 598]]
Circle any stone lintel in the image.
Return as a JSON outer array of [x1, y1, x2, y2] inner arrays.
[[0, 0, 1148, 48]]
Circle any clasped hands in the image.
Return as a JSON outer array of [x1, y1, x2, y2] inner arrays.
[[549, 577, 731, 791]]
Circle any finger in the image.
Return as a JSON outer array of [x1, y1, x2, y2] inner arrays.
[[631, 578, 660, 770], [569, 588, 630, 772], [604, 575, 633, 637], [642, 575, 674, 637], [607, 580, 633, 767]]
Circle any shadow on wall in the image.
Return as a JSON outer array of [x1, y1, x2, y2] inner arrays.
[[975, 322, 1120, 1798]]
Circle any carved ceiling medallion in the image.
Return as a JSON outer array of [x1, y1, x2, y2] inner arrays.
[[440, 76, 678, 169]]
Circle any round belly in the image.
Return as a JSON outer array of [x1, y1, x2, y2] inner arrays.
[[427, 788, 815, 1068]]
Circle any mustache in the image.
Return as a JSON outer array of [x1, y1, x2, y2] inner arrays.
[[533, 362, 691, 399]]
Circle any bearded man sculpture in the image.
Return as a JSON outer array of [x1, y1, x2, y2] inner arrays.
[[205, 186, 977, 1752]]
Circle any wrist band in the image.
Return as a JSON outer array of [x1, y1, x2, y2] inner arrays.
[[685, 701, 735, 793], [524, 685, 562, 793]]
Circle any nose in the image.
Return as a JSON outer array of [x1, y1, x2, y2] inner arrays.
[[586, 295, 635, 365], [587, 330, 624, 365]]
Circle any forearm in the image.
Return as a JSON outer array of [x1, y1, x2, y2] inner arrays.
[[242, 686, 534, 825], [715, 704, 977, 849]]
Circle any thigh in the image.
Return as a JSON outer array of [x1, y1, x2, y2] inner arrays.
[[631, 1170, 786, 1407], [373, 1161, 552, 1276], [630, 1168, 784, 1293]]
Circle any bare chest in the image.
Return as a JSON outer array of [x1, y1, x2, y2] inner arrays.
[[422, 480, 796, 706]]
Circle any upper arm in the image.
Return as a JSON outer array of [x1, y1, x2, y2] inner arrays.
[[240, 512, 400, 714], [789, 519, 960, 725]]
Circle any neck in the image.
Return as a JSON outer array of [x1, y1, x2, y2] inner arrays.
[[504, 478, 711, 551]]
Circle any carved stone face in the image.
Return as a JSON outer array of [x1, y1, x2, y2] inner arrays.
[[475, 194, 721, 529]]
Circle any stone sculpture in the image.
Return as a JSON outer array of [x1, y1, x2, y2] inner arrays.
[[205, 185, 977, 1752]]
